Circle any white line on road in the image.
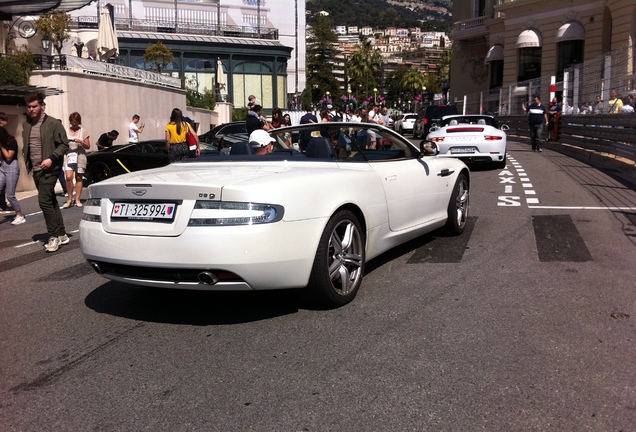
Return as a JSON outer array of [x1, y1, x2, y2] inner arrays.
[[14, 229, 80, 249], [528, 206, 636, 210]]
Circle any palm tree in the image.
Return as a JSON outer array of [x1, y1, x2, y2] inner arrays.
[[346, 41, 382, 100]]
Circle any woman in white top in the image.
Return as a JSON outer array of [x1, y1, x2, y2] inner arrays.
[[63, 112, 90, 208]]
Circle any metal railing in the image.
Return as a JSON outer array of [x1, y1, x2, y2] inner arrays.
[[70, 16, 279, 40], [499, 114, 636, 163], [32, 54, 182, 89]]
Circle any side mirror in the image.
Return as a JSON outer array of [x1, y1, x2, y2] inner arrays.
[[420, 140, 438, 156], [500, 124, 509, 131]]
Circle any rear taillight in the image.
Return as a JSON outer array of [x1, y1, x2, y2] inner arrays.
[[484, 135, 503, 140], [429, 137, 445, 142], [424, 118, 428, 124]]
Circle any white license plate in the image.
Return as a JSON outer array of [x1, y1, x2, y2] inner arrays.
[[111, 202, 177, 221], [451, 147, 477, 154]]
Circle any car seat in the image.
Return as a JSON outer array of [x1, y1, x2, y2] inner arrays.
[[477, 119, 486, 125], [449, 119, 458, 125], [230, 141, 255, 155], [305, 137, 336, 159]]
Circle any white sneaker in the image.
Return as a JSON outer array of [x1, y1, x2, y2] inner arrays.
[[58, 234, 70, 245], [11, 215, 26, 225], [45, 236, 61, 252]]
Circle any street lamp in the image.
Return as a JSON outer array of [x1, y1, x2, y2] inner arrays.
[[373, 88, 377, 104], [41, 37, 51, 53]]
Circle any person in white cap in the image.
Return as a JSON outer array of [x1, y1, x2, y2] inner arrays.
[[249, 129, 276, 155]]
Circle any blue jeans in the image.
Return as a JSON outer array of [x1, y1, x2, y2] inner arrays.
[[0, 160, 21, 212], [530, 123, 544, 150]]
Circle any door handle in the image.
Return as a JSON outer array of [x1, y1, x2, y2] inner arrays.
[[438, 169, 454, 177]]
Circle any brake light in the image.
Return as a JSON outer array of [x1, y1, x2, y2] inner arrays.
[[429, 137, 445, 142], [424, 118, 428, 124], [484, 135, 503, 140]]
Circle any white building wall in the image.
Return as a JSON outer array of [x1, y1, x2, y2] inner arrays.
[[69, 0, 306, 94]]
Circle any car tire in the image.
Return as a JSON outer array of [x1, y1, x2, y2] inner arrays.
[[307, 209, 365, 307], [87, 162, 112, 184], [445, 173, 469, 235], [494, 155, 507, 169]]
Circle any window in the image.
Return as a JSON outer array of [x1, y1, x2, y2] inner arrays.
[[518, 48, 542, 82]]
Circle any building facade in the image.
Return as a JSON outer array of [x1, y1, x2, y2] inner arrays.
[[22, 0, 305, 111], [451, 0, 636, 114]]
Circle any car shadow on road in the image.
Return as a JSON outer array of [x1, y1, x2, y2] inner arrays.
[[85, 283, 302, 326], [83, 225, 472, 324]]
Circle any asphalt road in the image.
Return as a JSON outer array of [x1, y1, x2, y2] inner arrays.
[[1, 140, 636, 431]]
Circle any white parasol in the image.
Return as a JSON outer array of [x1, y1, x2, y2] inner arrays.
[[97, 6, 119, 61], [217, 59, 226, 97]]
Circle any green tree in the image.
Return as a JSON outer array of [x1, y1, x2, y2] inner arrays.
[[305, 14, 340, 105], [346, 40, 382, 100], [0, 57, 28, 85], [35, 12, 72, 55], [143, 41, 175, 73], [5, 46, 36, 82], [435, 48, 452, 91], [401, 66, 429, 99]]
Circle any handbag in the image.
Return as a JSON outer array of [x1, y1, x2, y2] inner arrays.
[[66, 151, 78, 166], [185, 124, 198, 157], [186, 130, 197, 146]]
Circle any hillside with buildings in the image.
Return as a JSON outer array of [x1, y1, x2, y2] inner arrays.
[[307, 0, 452, 32]]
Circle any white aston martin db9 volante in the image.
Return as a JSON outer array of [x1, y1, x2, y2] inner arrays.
[[80, 122, 470, 307], [426, 115, 508, 168]]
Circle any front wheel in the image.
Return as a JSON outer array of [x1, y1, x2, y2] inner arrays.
[[308, 210, 365, 307], [444, 173, 469, 235], [87, 162, 112, 184]]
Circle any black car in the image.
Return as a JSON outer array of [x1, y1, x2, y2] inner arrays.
[[413, 104, 458, 139], [85, 139, 217, 184], [198, 121, 248, 149]]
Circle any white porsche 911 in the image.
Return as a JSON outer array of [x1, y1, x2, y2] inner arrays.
[[426, 115, 508, 168], [80, 122, 470, 307]]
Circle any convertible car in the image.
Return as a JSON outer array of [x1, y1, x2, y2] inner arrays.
[[426, 114, 508, 168], [80, 122, 470, 307]]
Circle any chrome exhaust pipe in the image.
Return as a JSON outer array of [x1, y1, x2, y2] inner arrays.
[[198, 271, 219, 285], [89, 261, 103, 274]]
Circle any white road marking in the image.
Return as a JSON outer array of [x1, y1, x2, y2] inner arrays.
[[14, 229, 80, 249], [528, 206, 636, 211]]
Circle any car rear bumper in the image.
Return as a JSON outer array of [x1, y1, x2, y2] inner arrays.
[[80, 217, 327, 291]]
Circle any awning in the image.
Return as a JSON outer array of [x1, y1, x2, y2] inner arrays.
[[485, 44, 504, 62], [516, 29, 542, 48], [0, 0, 95, 16], [0, 85, 64, 97], [556, 22, 585, 42]]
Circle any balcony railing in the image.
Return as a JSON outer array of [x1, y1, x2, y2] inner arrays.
[[452, 16, 488, 40], [70, 16, 279, 40], [32, 54, 182, 89]]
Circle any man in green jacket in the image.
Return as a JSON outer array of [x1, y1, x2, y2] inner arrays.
[[22, 92, 70, 252]]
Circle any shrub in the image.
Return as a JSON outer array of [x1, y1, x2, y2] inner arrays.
[[0, 57, 28, 85]]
